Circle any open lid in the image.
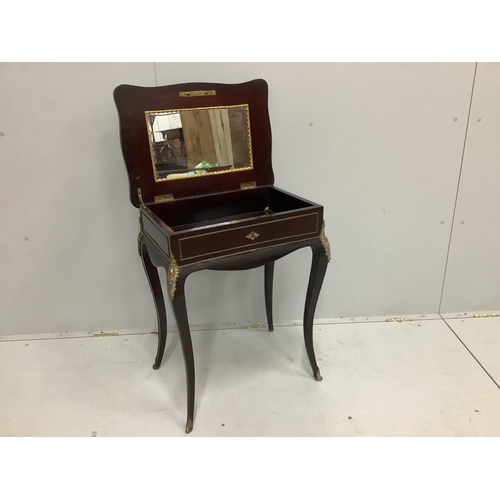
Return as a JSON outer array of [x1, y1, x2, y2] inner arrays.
[[113, 79, 274, 207]]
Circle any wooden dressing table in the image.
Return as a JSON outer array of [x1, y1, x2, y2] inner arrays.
[[113, 79, 330, 433]]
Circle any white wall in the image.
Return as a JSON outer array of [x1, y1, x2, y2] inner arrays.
[[0, 62, 496, 337], [440, 63, 500, 312], [0, 63, 157, 336]]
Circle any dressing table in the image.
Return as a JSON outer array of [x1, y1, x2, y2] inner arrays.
[[113, 79, 330, 433]]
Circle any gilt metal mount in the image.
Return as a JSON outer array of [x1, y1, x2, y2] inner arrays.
[[179, 90, 216, 97], [168, 253, 180, 299], [319, 222, 331, 262], [138, 215, 144, 256]]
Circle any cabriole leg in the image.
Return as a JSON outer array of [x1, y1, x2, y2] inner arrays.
[[140, 243, 168, 370], [170, 271, 195, 434], [264, 262, 275, 332], [303, 240, 328, 381]]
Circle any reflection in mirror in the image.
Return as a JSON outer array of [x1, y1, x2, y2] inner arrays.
[[145, 105, 253, 181]]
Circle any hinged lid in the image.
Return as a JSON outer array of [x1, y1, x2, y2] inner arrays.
[[113, 79, 274, 207]]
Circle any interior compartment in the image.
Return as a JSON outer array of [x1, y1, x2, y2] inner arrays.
[[150, 186, 312, 232]]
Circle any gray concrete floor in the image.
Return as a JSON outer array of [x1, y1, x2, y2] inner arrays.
[[1, 317, 500, 436]]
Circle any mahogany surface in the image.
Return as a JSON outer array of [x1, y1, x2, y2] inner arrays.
[[141, 186, 323, 266], [264, 262, 275, 332], [141, 245, 167, 370], [114, 79, 273, 206]]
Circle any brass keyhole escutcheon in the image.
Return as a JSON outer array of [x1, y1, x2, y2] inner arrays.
[[245, 231, 260, 241]]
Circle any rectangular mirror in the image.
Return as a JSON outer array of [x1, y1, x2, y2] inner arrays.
[[145, 104, 253, 181]]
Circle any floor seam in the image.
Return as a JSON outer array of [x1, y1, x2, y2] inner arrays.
[[0, 317, 447, 343], [440, 314, 500, 391]]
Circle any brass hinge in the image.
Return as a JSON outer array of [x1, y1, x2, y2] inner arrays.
[[137, 188, 145, 207], [179, 90, 216, 97], [92, 332, 118, 337], [473, 313, 499, 318], [155, 194, 175, 203], [240, 181, 257, 190], [387, 317, 412, 323]]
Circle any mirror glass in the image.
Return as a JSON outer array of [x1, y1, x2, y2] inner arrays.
[[145, 104, 253, 181]]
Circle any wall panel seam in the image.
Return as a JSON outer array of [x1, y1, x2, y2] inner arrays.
[[438, 62, 478, 313]]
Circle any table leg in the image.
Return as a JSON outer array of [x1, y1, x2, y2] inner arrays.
[[303, 239, 328, 381], [264, 262, 275, 332], [171, 270, 195, 434], [140, 242, 168, 371]]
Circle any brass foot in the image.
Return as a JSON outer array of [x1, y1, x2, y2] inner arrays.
[[185, 418, 193, 434], [152, 363, 160, 370], [269, 328, 274, 332], [314, 368, 323, 381]]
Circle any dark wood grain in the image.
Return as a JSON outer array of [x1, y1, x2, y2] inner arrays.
[[265, 262, 275, 332], [170, 269, 195, 434], [151, 186, 315, 228], [303, 239, 329, 381], [140, 242, 168, 370], [113, 79, 273, 206], [140, 186, 323, 267]]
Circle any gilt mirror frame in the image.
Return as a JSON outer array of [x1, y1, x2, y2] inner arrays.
[[145, 104, 254, 182]]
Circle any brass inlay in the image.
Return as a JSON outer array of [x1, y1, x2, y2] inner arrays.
[[240, 181, 257, 190], [167, 253, 180, 299], [473, 313, 499, 318], [245, 231, 260, 241], [179, 90, 216, 97], [387, 317, 412, 323], [319, 221, 331, 262], [178, 212, 319, 261], [145, 104, 253, 182], [154, 193, 174, 203]]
